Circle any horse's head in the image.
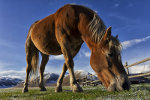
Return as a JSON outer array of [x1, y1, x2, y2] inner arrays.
[[90, 27, 130, 91]]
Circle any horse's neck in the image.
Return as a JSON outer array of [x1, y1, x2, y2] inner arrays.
[[78, 15, 98, 51], [82, 35, 98, 51], [79, 28, 97, 51]]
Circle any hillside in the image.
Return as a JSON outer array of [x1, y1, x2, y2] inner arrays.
[[62, 70, 98, 86], [0, 77, 23, 88], [16, 73, 59, 87]]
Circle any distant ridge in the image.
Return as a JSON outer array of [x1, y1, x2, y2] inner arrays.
[[16, 73, 59, 87], [16, 70, 98, 87], [0, 77, 23, 88]]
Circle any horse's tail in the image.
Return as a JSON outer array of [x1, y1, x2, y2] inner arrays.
[[25, 21, 39, 81], [30, 46, 39, 80]]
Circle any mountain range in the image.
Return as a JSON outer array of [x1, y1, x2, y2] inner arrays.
[[0, 70, 96, 88], [0, 77, 23, 88]]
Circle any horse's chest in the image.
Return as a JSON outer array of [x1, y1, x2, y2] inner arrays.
[[68, 37, 83, 54], [70, 38, 82, 48]]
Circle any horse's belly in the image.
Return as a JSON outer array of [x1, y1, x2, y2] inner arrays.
[[38, 44, 62, 55], [31, 35, 62, 55], [40, 43, 62, 55]]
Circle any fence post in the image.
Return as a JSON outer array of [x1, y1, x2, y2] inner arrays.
[[125, 61, 129, 75]]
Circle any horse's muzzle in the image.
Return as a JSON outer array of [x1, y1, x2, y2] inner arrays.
[[107, 75, 130, 91]]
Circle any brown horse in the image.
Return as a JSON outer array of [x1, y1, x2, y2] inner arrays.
[[23, 4, 130, 93]]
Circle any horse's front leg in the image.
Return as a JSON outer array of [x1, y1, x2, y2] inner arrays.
[[55, 63, 67, 92], [58, 42, 83, 92], [55, 44, 83, 92], [65, 54, 83, 92], [39, 54, 49, 91]]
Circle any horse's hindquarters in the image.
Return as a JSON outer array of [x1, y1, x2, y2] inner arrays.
[[30, 20, 62, 55]]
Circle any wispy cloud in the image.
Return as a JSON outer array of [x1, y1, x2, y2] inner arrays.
[[113, 0, 120, 8], [121, 36, 150, 49], [114, 3, 120, 8], [0, 38, 23, 49], [113, 1, 134, 8], [0, 62, 14, 67], [0, 39, 15, 48], [128, 3, 133, 7], [108, 13, 129, 21], [94, 10, 98, 13], [45, 66, 62, 74], [0, 70, 26, 79], [50, 55, 64, 60], [129, 64, 150, 74], [83, 52, 91, 57], [75, 65, 95, 74]]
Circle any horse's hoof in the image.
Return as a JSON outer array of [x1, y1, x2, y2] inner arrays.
[[40, 87, 47, 91], [72, 84, 83, 92], [73, 87, 83, 92], [22, 88, 28, 93], [55, 86, 62, 92]]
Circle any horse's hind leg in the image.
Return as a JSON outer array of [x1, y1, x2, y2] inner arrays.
[[39, 53, 49, 91], [23, 52, 32, 93], [23, 38, 35, 93]]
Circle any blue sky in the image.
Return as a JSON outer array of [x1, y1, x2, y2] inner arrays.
[[0, 0, 150, 79]]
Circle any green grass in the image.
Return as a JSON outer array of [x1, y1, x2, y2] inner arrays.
[[0, 84, 150, 100]]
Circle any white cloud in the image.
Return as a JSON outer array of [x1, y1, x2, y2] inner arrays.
[[84, 52, 91, 57], [94, 10, 98, 13], [0, 62, 15, 72], [45, 66, 62, 74], [121, 36, 150, 50], [0, 70, 26, 79], [80, 49, 91, 57], [114, 3, 120, 7], [50, 55, 64, 60], [129, 64, 150, 74], [74, 65, 95, 75]]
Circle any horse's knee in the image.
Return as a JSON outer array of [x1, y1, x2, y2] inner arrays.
[[42, 54, 49, 62], [66, 59, 74, 68]]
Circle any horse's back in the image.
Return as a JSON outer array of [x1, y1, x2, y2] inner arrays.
[[29, 4, 92, 55]]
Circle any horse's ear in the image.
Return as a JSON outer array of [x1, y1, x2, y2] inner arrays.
[[103, 26, 112, 40]]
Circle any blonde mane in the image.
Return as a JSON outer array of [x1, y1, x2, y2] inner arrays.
[[88, 13, 106, 42]]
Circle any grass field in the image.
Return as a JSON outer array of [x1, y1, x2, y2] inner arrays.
[[0, 84, 150, 100]]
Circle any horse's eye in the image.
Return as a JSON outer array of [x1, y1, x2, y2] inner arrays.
[[108, 52, 114, 57]]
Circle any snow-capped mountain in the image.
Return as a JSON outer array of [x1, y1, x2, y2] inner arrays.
[[74, 70, 97, 80], [1, 70, 98, 88], [16, 73, 59, 87], [0, 77, 23, 88], [39, 73, 59, 84], [62, 70, 98, 86]]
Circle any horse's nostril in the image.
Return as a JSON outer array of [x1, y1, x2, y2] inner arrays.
[[122, 81, 130, 90]]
